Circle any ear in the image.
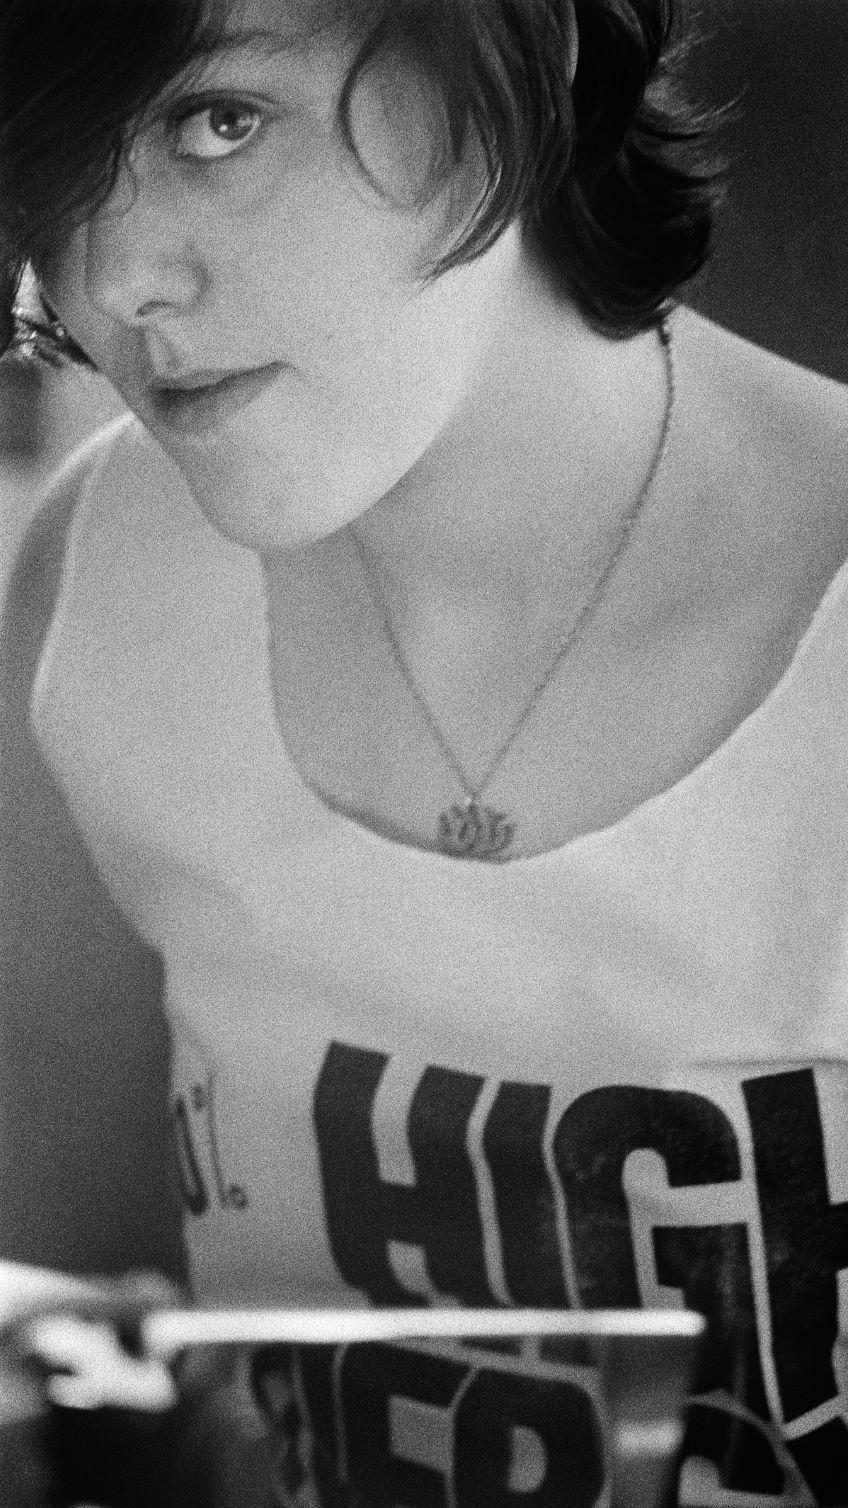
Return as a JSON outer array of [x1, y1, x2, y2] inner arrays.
[[565, 2, 579, 85]]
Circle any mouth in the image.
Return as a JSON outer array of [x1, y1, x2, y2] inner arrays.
[[147, 362, 287, 436]]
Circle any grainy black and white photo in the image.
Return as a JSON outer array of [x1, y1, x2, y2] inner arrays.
[[1, 3, 847, 1504]]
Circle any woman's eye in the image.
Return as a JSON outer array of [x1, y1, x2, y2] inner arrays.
[[173, 102, 263, 161]]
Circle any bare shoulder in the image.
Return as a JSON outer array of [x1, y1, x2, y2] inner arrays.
[[675, 305, 848, 481], [671, 306, 848, 606]]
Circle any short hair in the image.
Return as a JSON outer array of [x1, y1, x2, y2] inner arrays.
[[0, 0, 723, 366]]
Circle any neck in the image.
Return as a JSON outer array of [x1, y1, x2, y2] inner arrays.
[[352, 248, 672, 623]]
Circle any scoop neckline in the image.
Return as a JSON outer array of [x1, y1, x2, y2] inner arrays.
[[251, 546, 848, 874]]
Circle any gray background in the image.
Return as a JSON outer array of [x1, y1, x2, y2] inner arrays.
[[685, 0, 848, 382]]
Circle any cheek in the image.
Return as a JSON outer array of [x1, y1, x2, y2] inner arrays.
[[237, 188, 451, 378], [174, 331, 451, 522], [217, 106, 453, 355]]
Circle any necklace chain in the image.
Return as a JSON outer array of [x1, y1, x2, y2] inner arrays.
[[350, 319, 675, 851]]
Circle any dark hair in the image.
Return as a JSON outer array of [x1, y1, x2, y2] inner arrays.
[[0, 0, 722, 366]]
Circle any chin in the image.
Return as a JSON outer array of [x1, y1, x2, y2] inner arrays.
[[165, 432, 368, 555]]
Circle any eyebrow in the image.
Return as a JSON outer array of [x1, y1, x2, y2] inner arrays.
[[193, 23, 328, 59], [149, 14, 342, 107]]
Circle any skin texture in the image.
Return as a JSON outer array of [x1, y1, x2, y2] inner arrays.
[[37, 0, 558, 553], [1, 17, 844, 1501], [36, 0, 662, 603], [3, 8, 848, 1489], [33, 0, 848, 859]]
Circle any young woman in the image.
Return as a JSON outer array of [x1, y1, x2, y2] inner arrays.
[[3, 1, 848, 1502]]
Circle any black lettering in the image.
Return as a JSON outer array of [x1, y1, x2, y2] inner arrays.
[[172, 1096, 209, 1216], [483, 1083, 567, 1305], [454, 1368, 604, 1508], [743, 1069, 848, 1503], [296, 1345, 352, 1508], [787, 1418, 848, 1505], [340, 1342, 464, 1507], [653, 1225, 768, 1415], [538, 1337, 596, 1370], [743, 1069, 848, 1422], [250, 1346, 307, 1503], [314, 1042, 496, 1303], [553, 1086, 741, 1307], [407, 1065, 496, 1302], [679, 1402, 786, 1497]]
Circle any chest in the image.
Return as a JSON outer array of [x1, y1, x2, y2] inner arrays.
[[263, 536, 807, 862]]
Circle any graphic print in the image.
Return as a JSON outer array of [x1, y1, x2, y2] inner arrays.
[[174, 1041, 848, 1504], [306, 1046, 848, 1505], [171, 1029, 248, 1215]]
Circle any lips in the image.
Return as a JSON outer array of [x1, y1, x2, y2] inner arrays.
[[148, 361, 287, 436]]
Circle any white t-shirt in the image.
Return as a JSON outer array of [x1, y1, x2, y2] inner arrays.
[[32, 415, 848, 1505]]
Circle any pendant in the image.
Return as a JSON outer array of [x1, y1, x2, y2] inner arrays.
[[438, 799, 516, 861]]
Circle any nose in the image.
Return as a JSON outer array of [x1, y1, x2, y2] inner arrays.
[[84, 149, 206, 328]]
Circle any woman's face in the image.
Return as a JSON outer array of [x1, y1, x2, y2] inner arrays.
[[39, 0, 519, 552]]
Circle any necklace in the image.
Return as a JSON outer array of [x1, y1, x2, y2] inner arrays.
[[351, 320, 675, 862]]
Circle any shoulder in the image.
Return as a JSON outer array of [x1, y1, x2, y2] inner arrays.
[[670, 306, 848, 621], [674, 306, 848, 503]]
